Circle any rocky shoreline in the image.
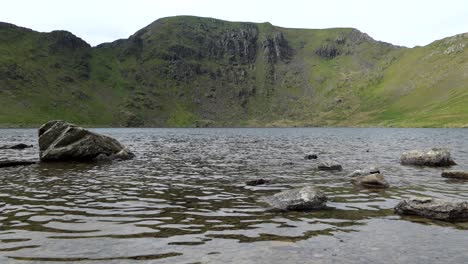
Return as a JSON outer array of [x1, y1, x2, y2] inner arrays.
[[1, 120, 467, 222]]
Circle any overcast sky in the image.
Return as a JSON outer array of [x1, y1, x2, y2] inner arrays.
[[1, 0, 467, 47]]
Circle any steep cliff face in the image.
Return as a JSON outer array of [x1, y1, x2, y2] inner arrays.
[[0, 16, 467, 127], [96, 17, 298, 126]]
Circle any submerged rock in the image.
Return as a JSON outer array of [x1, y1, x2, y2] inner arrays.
[[246, 178, 270, 186], [441, 170, 468, 180], [0, 160, 36, 168], [394, 197, 468, 221], [263, 186, 327, 211], [38, 120, 134, 162], [0, 143, 33, 150], [317, 160, 342, 171], [347, 166, 380, 177], [400, 148, 456, 167], [304, 154, 318, 160], [351, 173, 389, 189]]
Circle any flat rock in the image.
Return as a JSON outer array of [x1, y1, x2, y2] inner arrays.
[[263, 186, 327, 211], [246, 178, 270, 186], [347, 166, 380, 177], [0, 160, 36, 168], [351, 173, 389, 189], [441, 170, 468, 180], [394, 197, 468, 221], [0, 143, 33, 150], [39, 120, 134, 162], [317, 160, 342, 171], [400, 148, 456, 167]]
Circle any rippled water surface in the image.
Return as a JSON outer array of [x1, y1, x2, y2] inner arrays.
[[1, 128, 468, 263]]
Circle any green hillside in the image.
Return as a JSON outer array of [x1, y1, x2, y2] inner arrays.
[[0, 16, 466, 127]]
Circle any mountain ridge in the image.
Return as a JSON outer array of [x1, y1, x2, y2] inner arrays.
[[0, 16, 467, 127]]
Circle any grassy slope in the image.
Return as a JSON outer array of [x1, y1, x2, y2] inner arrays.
[[361, 33, 468, 127], [0, 17, 466, 127]]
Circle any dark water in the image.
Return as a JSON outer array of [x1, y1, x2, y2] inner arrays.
[[1, 128, 467, 264]]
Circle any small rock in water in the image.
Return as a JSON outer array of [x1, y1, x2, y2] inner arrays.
[[0, 143, 33, 150], [305, 154, 318, 160], [38, 120, 134, 162], [394, 197, 468, 221], [441, 170, 468, 180], [317, 160, 342, 171], [346, 166, 380, 177], [0, 160, 37, 168], [246, 178, 270, 186], [263, 186, 327, 211], [351, 173, 389, 189], [400, 148, 456, 167]]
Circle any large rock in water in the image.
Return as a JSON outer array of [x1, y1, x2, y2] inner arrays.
[[263, 186, 327, 211], [394, 197, 468, 221], [400, 148, 456, 166], [351, 173, 389, 189], [38, 120, 134, 162]]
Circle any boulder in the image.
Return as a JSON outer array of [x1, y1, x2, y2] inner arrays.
[[263, 186, 327, 211], [0, 143, 33, 150], [400, 148, 456, 167], [246, 178, 270, 186], [347, 166, 380, 177], [395, 197, 468, 221], [0, 160, 36, 168], [317, 160, 342, 171], [351, 173, 389, 189], [38, 120, 134, 162], [441, 170, 468, 180], [304, 154, 318, 160]]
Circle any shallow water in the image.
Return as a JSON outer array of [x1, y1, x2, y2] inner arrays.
[[0, 128, 467, 263]]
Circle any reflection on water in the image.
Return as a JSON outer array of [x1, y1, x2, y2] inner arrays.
[[1, 128, 467, 263]]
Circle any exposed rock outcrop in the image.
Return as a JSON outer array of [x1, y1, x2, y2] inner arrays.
[[400, 148, 456, 166], [395, 197, 468, 221], [263, 186, 327, 211], [38, 120, 134, 162], [217, 26, 258, 64], [315, 44, 341, 59], [263, 31, 291, 63], [351, 173, 389, 189], [441, 170, 468, 180]]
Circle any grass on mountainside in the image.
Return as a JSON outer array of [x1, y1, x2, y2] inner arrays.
[[0, 18, 466, 127]]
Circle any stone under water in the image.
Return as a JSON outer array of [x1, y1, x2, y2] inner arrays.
[[346, 166, 380, 177], [441, 170, 468, 180], [317, 160, 342, 171], [0, 160, 36, 168]]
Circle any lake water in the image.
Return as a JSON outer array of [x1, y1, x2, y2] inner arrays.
[[1, 128, 467, 263]]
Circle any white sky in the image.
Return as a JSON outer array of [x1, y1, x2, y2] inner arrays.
[[1, 0, 467, 47]]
